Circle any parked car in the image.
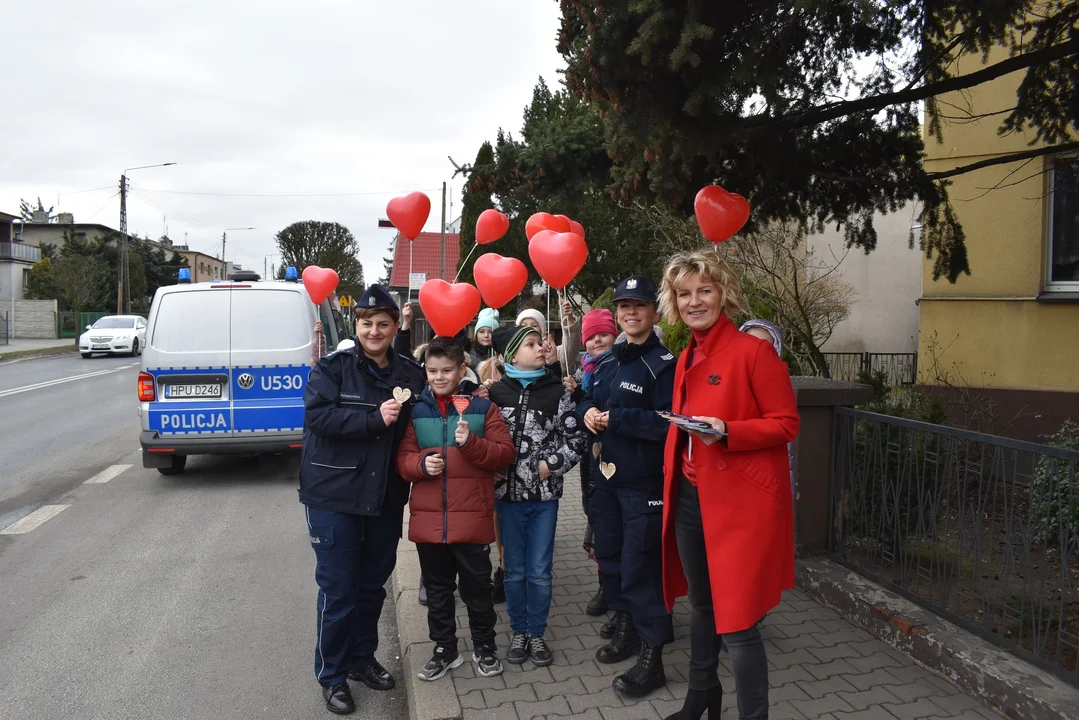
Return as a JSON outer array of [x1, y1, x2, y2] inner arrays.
[[137, 268, 350, 475], [80, 315, 147, 358]]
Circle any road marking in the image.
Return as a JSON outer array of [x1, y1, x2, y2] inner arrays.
[[0, 363, 139, 399], [84, 464, 133, 485], [0, 505, 71, 535]]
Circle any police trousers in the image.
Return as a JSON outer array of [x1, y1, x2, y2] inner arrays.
[[588, 482, 674, 647], [305, 505, 402, 687]]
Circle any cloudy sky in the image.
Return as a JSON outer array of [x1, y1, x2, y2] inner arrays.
[[1, 0, 565, 282]]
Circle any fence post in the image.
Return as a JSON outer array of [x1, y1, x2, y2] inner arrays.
[[791, 377, 873, 556]]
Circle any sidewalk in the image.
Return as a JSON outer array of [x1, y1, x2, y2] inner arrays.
[[1, 337, 73, 351], [393, 474, 1006, 720]]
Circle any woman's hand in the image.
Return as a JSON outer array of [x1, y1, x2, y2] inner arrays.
[[563, 375, 578, 392], [584, 407, 602, 433], [538, 460, 551, 481], [688, 416, 726, 446], [593, 411, 610, 432], [454, 419, 471, 446], [561, 300, 577, 327], [379, 399, 402, 425], [424, 453, 445, 475]]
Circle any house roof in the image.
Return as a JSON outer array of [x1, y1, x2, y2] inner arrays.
[[0, 211, 18, 222], [388, 232, 461, 287]]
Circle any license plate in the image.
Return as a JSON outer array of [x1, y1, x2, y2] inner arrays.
[[92, 344, 110, 349], [165, 383, 223, 399]]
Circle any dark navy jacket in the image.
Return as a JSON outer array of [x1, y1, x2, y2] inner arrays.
[[576, 333, 676, 492], [298, 344, 426, 516]]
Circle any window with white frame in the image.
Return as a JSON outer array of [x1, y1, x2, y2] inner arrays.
[[1046, 155, 1079, 290]]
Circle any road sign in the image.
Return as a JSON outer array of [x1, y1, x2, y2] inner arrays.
[[409, 273, 426, 290]]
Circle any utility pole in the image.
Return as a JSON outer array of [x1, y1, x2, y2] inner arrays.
[[117, 174, 128, 313], [221, 230, 227, 263], [439, 181, 447, 280], [264, 257, 268, 279]]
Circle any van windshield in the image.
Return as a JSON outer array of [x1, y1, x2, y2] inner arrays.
[[151, 291, 231, 352], [231, 289, 312, 351]]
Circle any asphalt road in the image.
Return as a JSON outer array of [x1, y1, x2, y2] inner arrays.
[[0, 354, 409, 720]]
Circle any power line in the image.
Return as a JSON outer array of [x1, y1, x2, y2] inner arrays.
[[84, 192, 120, 222], [137, 187, 443, 198], [59, 185, 115, 197]]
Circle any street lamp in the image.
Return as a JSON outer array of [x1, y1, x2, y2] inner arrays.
[[118, 162, 176, 313]]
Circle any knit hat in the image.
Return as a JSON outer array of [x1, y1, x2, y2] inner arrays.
[[581, 309, 616, 343], [475, 308, 500, 332], [492, 324, 540, 363], [740, 319, 783, 355], [515, 308, 546, 331]]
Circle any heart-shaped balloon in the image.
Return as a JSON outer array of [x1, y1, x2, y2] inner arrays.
[[568, 219, 586, 240], [418, 280, 481, 337], [473, 253, 528, 309], [301, 266, 339, 305], [694, 185, 751, 243], [525, 212, 572, 240], [475, 209, 510, 245], [387, 192, 432, 240], [528, 231, 587, 290]]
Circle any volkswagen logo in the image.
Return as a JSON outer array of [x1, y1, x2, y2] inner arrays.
[[237, 373, 255, 390]]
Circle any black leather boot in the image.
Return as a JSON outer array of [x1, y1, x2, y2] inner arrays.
[[585, 573, 607, 616], [613, 641, 666, 698], [492, 567, 506, 604], [596, 611, 640, 663], [599, 614, 618, 639], [664, 684, 722, 719], [322, 683, 356, 714]]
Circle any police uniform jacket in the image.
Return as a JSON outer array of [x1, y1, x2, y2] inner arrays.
[[576, 332, 676, 492], [298, 344, 425, 516]]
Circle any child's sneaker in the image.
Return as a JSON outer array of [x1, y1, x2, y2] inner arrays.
[[506, 632, 530, 664], [529, 635, 553, 667], [472, 645, 504, 677], [417, 646, 463, 681]]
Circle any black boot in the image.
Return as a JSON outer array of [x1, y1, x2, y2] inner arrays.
[[596, 611, 639, 664], [586, 573, 607, 616], [322, 683, 356, 714], [664, 684, 723, 719], [492, 567, 506, 604], [613, 641, 666, 698], [599, 614, 618, 639]]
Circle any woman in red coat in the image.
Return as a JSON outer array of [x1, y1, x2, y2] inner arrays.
[[657, 250, 799, 720]]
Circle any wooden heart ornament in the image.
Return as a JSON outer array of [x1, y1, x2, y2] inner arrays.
[[386, 192, 432, 240], [694, 185, 751, 243], [592, 442, 602, 459], [418, 280, 482, 337], [392, 387, 412, 403], [599, 462, 617, 480]]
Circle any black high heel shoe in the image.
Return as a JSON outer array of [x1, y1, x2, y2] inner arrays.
[[664, 684, 722, 720]]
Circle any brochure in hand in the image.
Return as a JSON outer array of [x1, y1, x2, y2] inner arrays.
[[656, 411, 727, 436]]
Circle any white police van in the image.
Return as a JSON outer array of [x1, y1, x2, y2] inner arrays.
[[138, 267, 350, 474]]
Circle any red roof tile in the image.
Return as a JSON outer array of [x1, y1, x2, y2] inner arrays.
[[388, 232, 461, 287]]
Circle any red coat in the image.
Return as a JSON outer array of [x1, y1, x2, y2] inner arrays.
[[661, 314, 799, 634]]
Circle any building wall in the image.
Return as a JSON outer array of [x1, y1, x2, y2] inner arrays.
[[807, 208, 922, 353], [919, 43, 1079, 402], [179, 251, 225, 283], [14, 299, 58, 339]]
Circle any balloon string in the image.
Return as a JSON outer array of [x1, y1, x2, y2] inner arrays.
[[408, 240, 413, 305], [557, 288, 569, 379], [454, 242, 479, 283]]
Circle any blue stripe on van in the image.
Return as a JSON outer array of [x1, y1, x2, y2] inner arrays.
[[231, 365, 310, 400], [233, 397, 304, 433]]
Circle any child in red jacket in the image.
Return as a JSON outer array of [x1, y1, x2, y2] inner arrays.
[[397, 336, 516, 682]]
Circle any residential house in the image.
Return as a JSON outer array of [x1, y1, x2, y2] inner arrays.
[[920, 44, 1078, 440], [19, 219, 179, 261], [175, 247, 226, 283], [1, 210, 41, 307], [387, 231, 461, 344]]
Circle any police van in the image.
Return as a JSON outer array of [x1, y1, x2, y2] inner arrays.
[[138, 267, 350, 475]]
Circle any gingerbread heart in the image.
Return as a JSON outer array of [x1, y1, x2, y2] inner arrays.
[[592, 442, 602, 459], [392, 387, 411, 403], [599, 462, 616, 480]]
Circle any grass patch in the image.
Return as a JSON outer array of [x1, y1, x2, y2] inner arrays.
[[0, 344, 79, 362]]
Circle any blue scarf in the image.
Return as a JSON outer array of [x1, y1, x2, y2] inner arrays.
[[580, 349, 611, 391], [505, 363, 546, 387]]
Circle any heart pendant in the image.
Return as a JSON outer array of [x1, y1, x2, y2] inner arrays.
[[392, 387, 411, 403], [599, 462, 616, 480], [592, 442, 602, 459]]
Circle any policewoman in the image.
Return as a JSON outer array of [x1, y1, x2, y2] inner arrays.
[[576, 274, 676, 699], [299, 285, 426, 715]]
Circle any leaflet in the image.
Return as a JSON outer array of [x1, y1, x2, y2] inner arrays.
[[656, 411, 727, 436]]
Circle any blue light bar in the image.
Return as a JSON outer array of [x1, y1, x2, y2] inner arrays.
[[178, 268, 192, 283]]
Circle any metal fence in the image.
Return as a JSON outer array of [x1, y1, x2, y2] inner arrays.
[[57, 311, 110, 338], [830, 408, 1079, 682], [817, 351, 917, 386], [0, 310, 8, 345]]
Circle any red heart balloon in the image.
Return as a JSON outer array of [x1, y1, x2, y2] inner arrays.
[[528, 231, 587, 290], [473, 253, 528, 309], [476, 209, 510, 245], [694, 185, 751, 243], [525, 212, 572, 240], [301, 266, 339, 305], [386, 192, 432, 240], [418, 280, 481, 337], [568, 219, 586, 240]]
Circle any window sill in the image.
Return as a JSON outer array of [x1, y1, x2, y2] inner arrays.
[[1036, 292, 1079, 304]]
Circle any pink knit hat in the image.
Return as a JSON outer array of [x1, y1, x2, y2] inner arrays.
[[582, 309, 616, 343]]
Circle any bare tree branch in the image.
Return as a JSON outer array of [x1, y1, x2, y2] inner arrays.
[[927, 141, 1079, 181]]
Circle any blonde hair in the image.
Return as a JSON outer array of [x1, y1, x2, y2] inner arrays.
[[478, 356, 502, 384], [413, 343, 429, 362], [658, 250, 743, 325]]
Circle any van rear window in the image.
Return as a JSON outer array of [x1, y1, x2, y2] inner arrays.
[[151, 291, 231, 352], [231, 290, 312, 351]]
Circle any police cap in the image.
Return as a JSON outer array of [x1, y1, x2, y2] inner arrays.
[[357, 284, 399, 311], [613, 274, 657, 303]]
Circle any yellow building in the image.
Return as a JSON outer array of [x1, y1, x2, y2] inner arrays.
[[920, 45, 1078, 440]]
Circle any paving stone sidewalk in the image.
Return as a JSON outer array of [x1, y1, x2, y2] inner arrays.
[[400, 474, 1006, 720]]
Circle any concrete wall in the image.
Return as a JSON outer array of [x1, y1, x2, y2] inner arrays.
[[13, 299, 58, 339], [807, 209, 922, 353]]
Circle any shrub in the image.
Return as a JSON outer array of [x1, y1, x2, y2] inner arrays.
[[1031, 419, 1079, 546]]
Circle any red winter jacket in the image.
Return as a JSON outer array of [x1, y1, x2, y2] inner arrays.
[[661, 314, 800, 634]]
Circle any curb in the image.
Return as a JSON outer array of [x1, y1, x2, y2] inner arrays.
[[0, 344, 79, 364], [392, 517, 463, 720], [796, 557, 1079, 720]]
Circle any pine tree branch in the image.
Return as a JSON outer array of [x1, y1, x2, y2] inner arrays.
[[926, 141, 1079, 181]]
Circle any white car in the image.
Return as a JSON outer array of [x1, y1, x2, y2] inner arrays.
[[80, 315, 147, 358]]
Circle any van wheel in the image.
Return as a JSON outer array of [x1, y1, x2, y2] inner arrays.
[[129, 339, 140, 357], [157, 455, 187, 475]]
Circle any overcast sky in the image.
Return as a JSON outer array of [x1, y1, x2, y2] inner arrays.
[[1, 0, 565, 282]]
